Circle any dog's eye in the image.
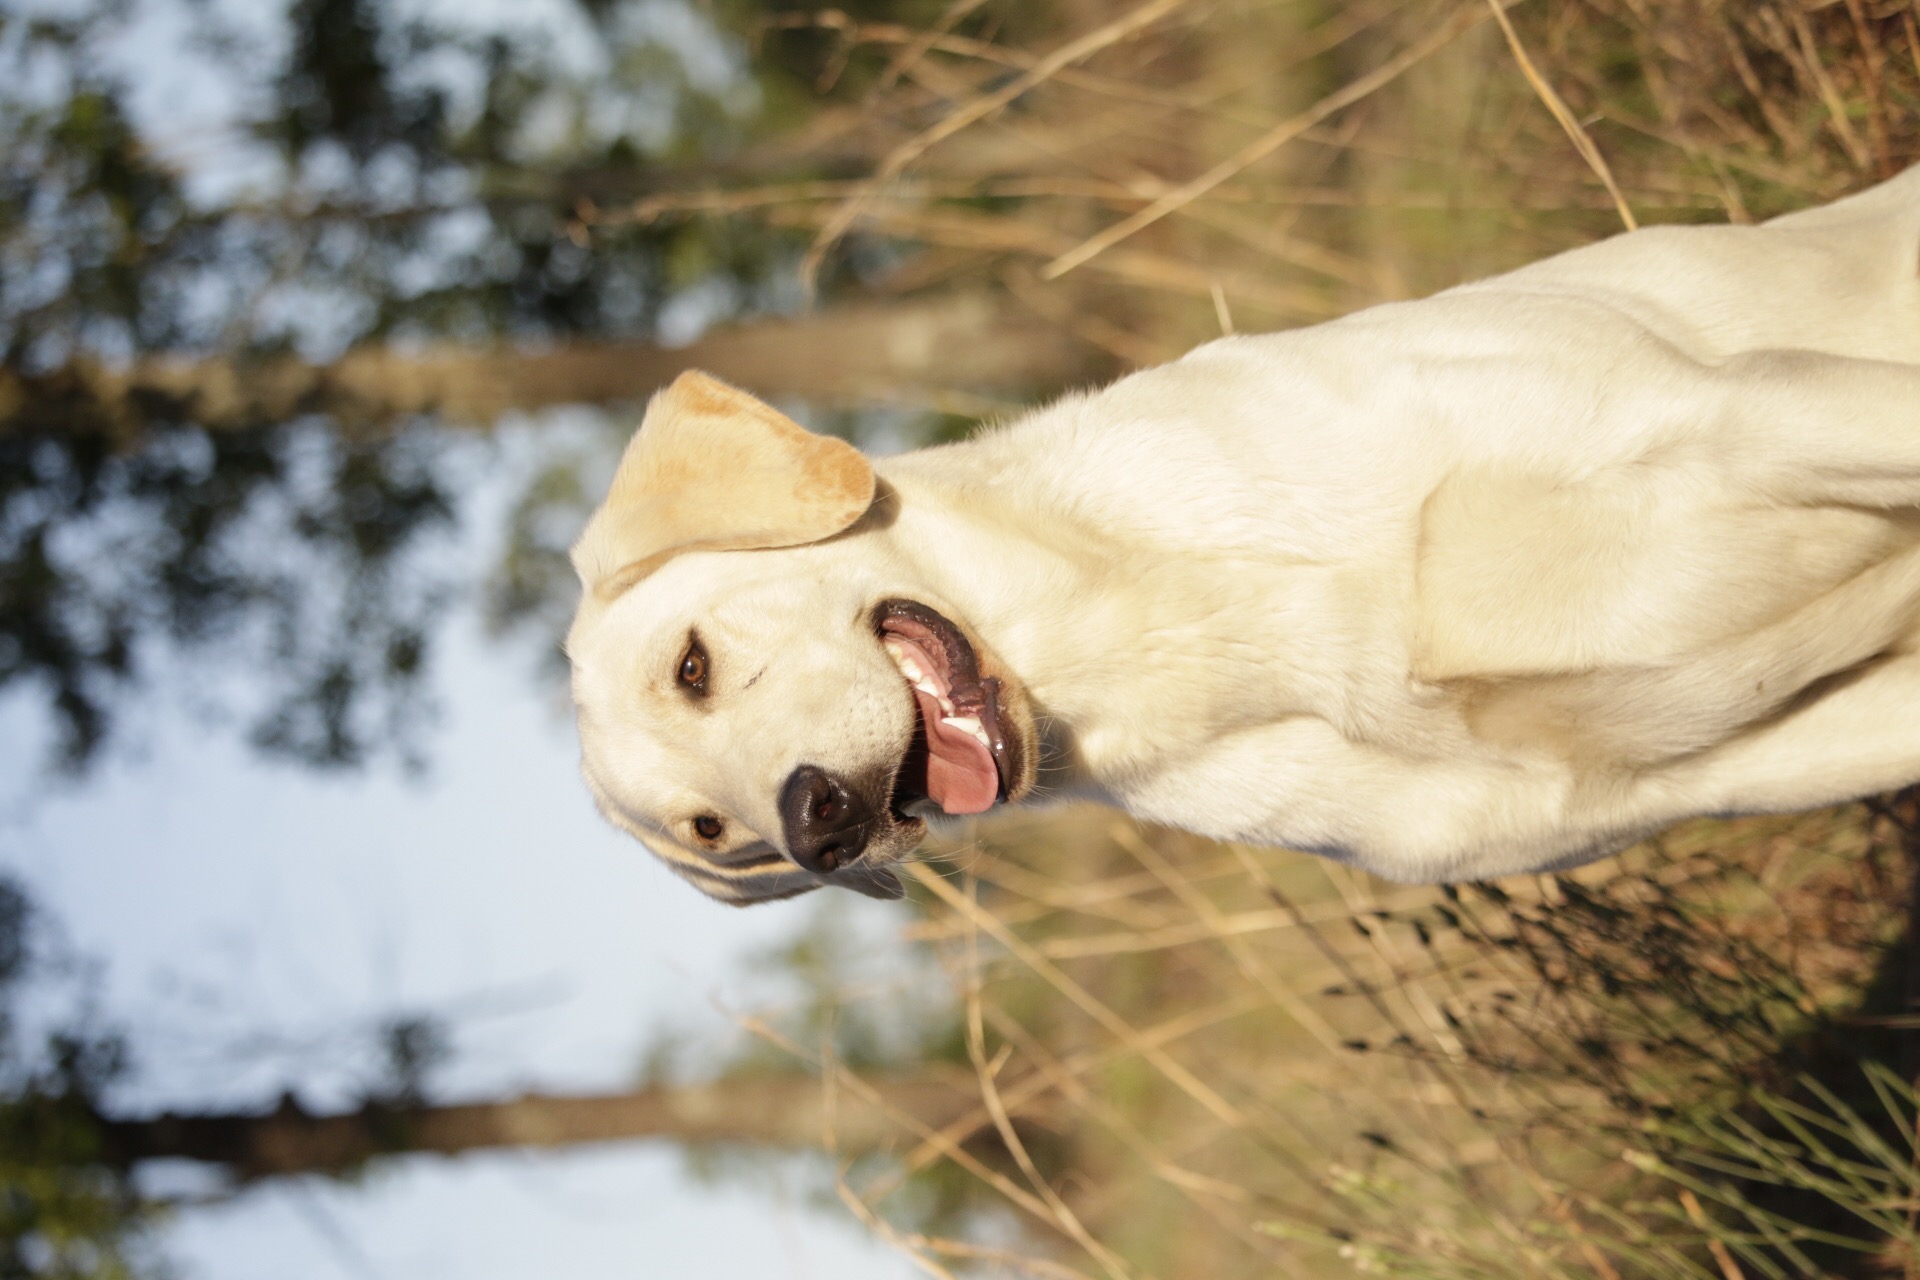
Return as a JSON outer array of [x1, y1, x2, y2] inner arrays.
[[692, 815, 724, 842], [677, 636, 708, 695]]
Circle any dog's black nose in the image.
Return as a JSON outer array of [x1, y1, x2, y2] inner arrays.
[[779, 765, 876, 873]]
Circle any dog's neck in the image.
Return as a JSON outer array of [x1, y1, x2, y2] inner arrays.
[[874, 419, 1348, 800]]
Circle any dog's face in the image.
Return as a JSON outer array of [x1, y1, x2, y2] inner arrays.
[[567, 372, 1034, 905]]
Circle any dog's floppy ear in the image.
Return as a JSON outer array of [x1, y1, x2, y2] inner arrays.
[[571, 370, 876, 600]]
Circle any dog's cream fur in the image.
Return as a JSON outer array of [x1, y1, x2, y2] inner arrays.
[[570, 167, 1920, 905]]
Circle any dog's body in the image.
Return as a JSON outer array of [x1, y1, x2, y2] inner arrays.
[[570, 167, 1920, 904]]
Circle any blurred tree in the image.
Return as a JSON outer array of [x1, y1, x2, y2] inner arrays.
[[0, 875, 148, 1278], [91, 1069, 985, 1180], [2, 295, 1091, 438], [0, 0, 470, 774]]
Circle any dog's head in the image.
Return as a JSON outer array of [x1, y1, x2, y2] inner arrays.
[[566, 371, 1035, 905]]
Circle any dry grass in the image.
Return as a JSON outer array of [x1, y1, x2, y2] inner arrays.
[[737, 805, 1915, 1279], [676, 1, 1920, 1274], [597, 0, 1920, 362]]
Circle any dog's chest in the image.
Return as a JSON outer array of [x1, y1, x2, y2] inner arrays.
[[908, 416, 1459, 718]]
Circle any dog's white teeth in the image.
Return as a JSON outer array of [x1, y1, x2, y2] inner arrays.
[[883, 638, 926, 683], [886, 636, 950, 701], [941, 715, 991, 749]]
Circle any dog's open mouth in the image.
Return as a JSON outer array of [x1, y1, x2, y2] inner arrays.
[[874, 599, 1012, 819]]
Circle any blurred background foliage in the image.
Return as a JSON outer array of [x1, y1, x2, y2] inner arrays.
[[5, 0, 1920, 1275]]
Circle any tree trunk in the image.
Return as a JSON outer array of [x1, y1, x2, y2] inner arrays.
[[0, 295, 1108, 440], [96, 1071, 986, 1181]]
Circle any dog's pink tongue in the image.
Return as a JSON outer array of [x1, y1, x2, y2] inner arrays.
[[911, 687, 999, 814]]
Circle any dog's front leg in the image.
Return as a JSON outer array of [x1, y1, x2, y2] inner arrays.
[[1653, 648, 1920, 822], [1130, 635, 1920, 882], [1713, 348, 1920, 509], [1118, 717, 1659, 884]]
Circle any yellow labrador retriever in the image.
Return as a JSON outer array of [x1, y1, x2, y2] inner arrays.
[[569, 167, 1920, 905]]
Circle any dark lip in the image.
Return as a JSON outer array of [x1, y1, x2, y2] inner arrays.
[[871, 598, 1015, 812]]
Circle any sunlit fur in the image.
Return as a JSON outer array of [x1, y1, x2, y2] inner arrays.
[[573, 166, 1920, 904]]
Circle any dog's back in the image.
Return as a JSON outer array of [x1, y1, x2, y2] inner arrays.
[[1467, 165, 1920, 363]]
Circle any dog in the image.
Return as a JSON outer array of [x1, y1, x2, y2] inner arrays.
[[567, 166, 1920, 905]]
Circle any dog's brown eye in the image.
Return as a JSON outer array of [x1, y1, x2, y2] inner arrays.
[[692, 815, 723, 842], [677, 637, 708, 695]]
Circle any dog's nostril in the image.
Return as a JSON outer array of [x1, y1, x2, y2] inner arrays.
[[779, 765, 876, 875]]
